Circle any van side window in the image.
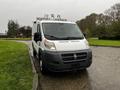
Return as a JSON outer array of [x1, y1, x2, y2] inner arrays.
[[37, 24, 41, 33]]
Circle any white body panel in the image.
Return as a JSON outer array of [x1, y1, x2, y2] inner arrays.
[[54, 39, 89, 51], [32, 20, 90, 53]]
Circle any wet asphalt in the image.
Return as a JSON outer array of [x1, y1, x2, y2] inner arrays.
[[19, 41, 120, 90]]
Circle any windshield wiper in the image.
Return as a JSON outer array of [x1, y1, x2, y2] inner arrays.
[[62, 36, 84, 40], [44, 34, 84, 40], [44, 34, 62, 40]]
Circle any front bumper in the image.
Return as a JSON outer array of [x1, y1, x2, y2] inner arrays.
[[41, 49, 92, 72]]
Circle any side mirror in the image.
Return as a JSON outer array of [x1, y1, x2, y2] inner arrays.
[[83, 32, 87, 38], [34, 32, 42, 42]]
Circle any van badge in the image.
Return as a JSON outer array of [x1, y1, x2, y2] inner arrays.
[[74, 54, 77, 59]]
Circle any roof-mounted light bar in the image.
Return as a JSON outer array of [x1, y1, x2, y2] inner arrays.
[[36, 14, 67, 21]]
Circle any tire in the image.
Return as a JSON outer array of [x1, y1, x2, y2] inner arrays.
[[39, 60, 48, 75], [38, 49, 48, 75]]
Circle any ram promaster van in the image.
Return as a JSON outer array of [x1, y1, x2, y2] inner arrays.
[[32, 15, 92, 74]]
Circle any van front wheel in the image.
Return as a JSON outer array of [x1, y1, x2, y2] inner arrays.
[[39, 60, 48, 75]]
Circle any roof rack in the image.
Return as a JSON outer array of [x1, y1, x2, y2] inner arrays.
[[36, 14, 67, 21]]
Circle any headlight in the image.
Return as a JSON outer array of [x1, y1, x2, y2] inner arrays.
[[85, 40, 89, 45], [84, 40, 90, 48], [44, 39, 56, 50]]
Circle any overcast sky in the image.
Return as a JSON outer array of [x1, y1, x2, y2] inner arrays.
[[0, 0, 120, 33]]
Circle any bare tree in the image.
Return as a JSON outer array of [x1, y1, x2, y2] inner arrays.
[[105, 3, 120, 21]]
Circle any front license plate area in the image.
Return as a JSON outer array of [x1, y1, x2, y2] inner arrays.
[[71, 63, 80, 68]]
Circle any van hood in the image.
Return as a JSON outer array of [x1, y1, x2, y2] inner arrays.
[[54, 39, 89, 51]]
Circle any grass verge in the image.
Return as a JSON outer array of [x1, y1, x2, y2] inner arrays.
[[0, 38, 31, 41], [0, 40, 33, 90], [88, 38, 120, 47]]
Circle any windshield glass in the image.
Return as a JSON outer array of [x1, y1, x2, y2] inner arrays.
[[42, 23, 84, 40]]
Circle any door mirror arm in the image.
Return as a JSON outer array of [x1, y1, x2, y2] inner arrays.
[[34, 32, 42, 42], [83, 32, 87, 38]]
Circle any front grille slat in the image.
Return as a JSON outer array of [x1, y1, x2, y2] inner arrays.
[[63, 57, 74, 61], [63, 59, 86, 64], [61, 52, 87, 64]]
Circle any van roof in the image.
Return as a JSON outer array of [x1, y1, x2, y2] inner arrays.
[[37, 20, 76, 24]]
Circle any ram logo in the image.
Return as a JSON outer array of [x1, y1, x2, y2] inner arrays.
[[74, 54, 77, 59]]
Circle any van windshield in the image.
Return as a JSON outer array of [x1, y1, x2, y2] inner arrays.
[[42, 23, 84, 40]]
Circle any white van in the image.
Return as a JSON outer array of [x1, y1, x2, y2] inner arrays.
[[32, 17, 92, 74]]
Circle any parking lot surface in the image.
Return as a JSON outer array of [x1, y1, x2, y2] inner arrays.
[[21, 41, 120, 90], [36, 46, 120, 90]]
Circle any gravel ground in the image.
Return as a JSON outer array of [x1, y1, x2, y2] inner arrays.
[[19, 41, 120, 90]]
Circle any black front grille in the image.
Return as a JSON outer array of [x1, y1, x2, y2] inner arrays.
[[61, 52, 87, 64]]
